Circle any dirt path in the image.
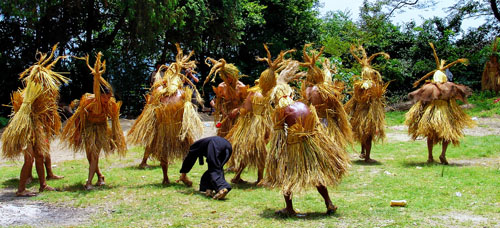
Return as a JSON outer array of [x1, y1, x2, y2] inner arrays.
[[0, 188, 94, 227], [387, 116, 500, 142]]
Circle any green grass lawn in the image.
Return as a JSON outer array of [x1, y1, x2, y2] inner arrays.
[[1, 134, 499, 227]]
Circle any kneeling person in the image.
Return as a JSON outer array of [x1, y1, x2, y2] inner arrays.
[[178, 136, 232, 199]]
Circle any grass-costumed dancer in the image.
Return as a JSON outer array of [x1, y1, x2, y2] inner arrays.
[[225, 44, 292, 184], [127, 45, 203, 185], [345, 45, 390, 162], [129, 44, 202, 169], [262, 60, 350, 216], [204, 58, 248, 137], [2, 44, 68, 196], [405, 43, 475, 165], [481, 37, 500, 93], [61, 52, 127, 190], [300, 44, 352, 149]]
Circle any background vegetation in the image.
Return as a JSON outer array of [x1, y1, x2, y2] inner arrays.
[[1, 0, 500, 116]]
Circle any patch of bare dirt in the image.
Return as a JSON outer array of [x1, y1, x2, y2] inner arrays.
[[0, 188, 95, 227], [386, 117, 500, 143]]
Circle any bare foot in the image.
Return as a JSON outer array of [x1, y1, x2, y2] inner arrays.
[[203, 189, 214, 197], [138, 163, 149, 169], [275, 208, 296, 217], [47, 175, 64, 180], [162, 178, 170, 185], [213, 188, 229, 200], [16, 190, 37, 197], [96, 176, 105, 186], [427, 158, 434, 163], [84, 184, 94, 191], [326, 204, 338, 215], [439, 156, 449, 165], [177, 176, 192, 187], [39, 185, 56, 192], [231, 178, 248, 184], [364, 158, 377, 163], [359, 153, 366, 159]]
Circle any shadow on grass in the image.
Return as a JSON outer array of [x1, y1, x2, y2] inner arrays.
[[352, 160, 383, 166], [401, 161, 467, 167], [123, 165, 162, 171], [259, 208, 340, 220], [132, 181, 188, 190], [62, 182, 117, 193]]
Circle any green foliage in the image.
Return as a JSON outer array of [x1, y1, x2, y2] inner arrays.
[[465, 91, 500, 117], [0, 116, 9, 128]]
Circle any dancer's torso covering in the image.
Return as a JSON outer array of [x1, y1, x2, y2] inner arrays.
[[213, 82, 247, 137], [481, 58, 500, 92], [405, 81, 475, 145], [2, 86, 61, 159], [225, 92, 271, 170], [262, 102, 349, 193], [303, 82, 352, 149], [345, 77, 388, 143], [127, 87, 203, 162], [62, 93, 127, 156]]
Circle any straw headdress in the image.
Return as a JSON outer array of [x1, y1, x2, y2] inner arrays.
[[412, 43, 468, 87], [255, 44, 295, 95]]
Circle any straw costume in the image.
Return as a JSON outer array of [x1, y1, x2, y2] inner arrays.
[[225, 44, 291, 184], [405, 43, 475, 165], [61, 52, 126, 190], [345, 45, 390, 162], [481, 37, 500, 93], [1, 44, 68, 196], [300, 44, 352, 149], [204, 58, 248, 137], [262, 60, 350, 216], [130, 44, 202, 169], [127, 44, 203, 185]]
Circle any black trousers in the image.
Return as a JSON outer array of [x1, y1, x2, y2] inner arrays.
[[180, 136, 232, 192]]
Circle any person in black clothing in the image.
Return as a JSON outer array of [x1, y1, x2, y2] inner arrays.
[[178, 136, 232, 200]]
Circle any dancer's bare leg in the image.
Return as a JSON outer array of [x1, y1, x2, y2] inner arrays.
[[34, 150, 54, 192], [231, 164, 247, 184], [177, 173, 192, 187], [85, 150, 97, 190], [96, 152, 105, 186], [17, 153, 36, 197], [275, 191, 296, 216], [439, 140, 450, 165], [139, 146, 151, 169], [427, 138, 434, 163], [45, 154, 64, 180], [160, 159, 169, 185], [317, 185, 337, 215], [364, 136, 376, 163]]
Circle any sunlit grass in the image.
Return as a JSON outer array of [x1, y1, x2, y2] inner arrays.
[[1, 134, 499, 227]]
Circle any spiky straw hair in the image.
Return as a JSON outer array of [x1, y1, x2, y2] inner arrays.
[[204, 57, 243, 88], [270, 60, 305, 109], [350, 44, 390, 82], [2, 44, 68, 160], [412, 43, 468, 87], [19, 43, 69, 89], [75, 52, 112, 114], [322, 58, 337, 83], [300, 43, 326, 84], [154, 43, 203, 104], [255, 44, 296, 94]]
